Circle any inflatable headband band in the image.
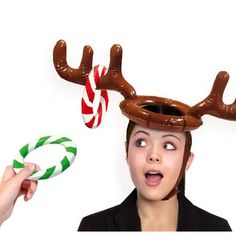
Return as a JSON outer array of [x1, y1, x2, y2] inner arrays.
[[53, 40, 236, 130]]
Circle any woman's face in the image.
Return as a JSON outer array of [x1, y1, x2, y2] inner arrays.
[[127, 125, 187, 201]]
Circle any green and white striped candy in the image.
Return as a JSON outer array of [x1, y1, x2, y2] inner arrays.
[[13, 136, 77, 180]]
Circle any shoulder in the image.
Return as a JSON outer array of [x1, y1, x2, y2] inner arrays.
[[78, 189, 140, 231], [78, 205, 120, 231], [193, 204, 231, 231], [178, 193, 231, 231]]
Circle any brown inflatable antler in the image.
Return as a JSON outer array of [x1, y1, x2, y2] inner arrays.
[[188, 71, 236, 119], [53, 40, 136, 99], [53, 40, 93, 85], [53, 41, 236, 131]]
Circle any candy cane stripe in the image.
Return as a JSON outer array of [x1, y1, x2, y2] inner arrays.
[[35, 136, 51, 148], [20, 144, 29, 158], [94, 65, 100, 84], [101, 66, 106, 76], [28, 140, 39, 153], [51, 137, 72, 144], [86, 116, 96, 128], [14, 153, 24, 164], [39, 166, 56, 180], [29, 170, 41, 180], [66, 146, 77, 155], [13, 159, 25, 168], [82, 87, 93, 107], [90, 67, 98, 88], [66, 152, 76, 165], [48, 164, 62, 178], [61, 156, 70, 172], [82, 113, 94, 123], [82, 65, 109, 128], [101, 90, 109, 110], [81, 98, 93, 114], [97, 102, 103, 126], [86, 80, 95, 103]]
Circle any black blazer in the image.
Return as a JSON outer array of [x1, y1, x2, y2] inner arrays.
[[78, 189, 231, 231]]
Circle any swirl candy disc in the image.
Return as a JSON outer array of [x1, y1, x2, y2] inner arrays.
[[13, 136, 77, 180], [81, 65, 109, 128]]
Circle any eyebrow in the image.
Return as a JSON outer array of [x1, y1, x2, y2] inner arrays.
[[133, 130, 150, 136], [162, 134, 181, 141], [133, 131, 182, 141]]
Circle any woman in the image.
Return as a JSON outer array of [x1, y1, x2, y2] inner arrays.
[[52, 42, 234, 231], [78, 105, 232, 231]]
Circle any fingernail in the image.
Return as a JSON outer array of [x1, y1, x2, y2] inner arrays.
[[26, 163, 35, 171]]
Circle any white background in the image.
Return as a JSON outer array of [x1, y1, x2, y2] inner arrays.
[[0, 0, 236, 235]]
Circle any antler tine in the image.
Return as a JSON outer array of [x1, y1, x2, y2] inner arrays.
[[97, 44, 137, 99], [189, 71, 236, 120], [53, 40, 93, 85]]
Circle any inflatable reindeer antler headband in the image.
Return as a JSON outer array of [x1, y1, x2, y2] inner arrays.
[[53, 40, 236, 130]]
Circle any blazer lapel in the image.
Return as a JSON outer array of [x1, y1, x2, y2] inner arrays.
[[177, 193, 201, 231], [114, 189, 141, 231]]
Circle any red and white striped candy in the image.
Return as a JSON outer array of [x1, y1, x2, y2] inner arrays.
[[81, 65, 109, 128]]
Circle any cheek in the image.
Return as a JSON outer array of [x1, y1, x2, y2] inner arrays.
[[163, 152, 184, 176], [127, 149, 145, 171], [127, 149, 146, 187]]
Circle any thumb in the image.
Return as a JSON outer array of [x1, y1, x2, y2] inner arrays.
[[13, 163, 35, 184]]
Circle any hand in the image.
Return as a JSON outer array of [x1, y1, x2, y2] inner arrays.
[[0, 163, 38, 224]]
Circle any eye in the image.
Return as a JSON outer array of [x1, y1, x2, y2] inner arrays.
[[164, 142, 176, 150], [135, 139, 147, 147]]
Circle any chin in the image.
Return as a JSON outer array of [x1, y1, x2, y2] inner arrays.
[[138, 186, 167, 201]]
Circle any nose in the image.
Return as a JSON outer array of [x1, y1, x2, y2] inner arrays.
[[147, 150, 161, 163], [147, 156, 160, 163], [147, 144, 161, 163]]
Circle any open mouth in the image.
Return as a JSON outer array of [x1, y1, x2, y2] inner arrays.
[[144, 170, 163, 186]]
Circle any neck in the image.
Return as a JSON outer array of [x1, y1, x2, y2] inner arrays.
[[137, 191, 179, 231]]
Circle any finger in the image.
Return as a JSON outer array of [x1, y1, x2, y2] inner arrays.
[[34, 163, 41, 171], [1, 165, 16, 183], [12, 163, 35, 185], [21, 179, 31, 189], [21, 179, 38, 193], [25, 162, 39, 169], [1, 163, 39, 184], [24, 181, 38, 201], [24, 162, 41, 171], [19, 177, 38, 198]]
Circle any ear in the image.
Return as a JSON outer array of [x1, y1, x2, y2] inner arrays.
[[125, 141, 128, 163], [185, 152, 194, 171]]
